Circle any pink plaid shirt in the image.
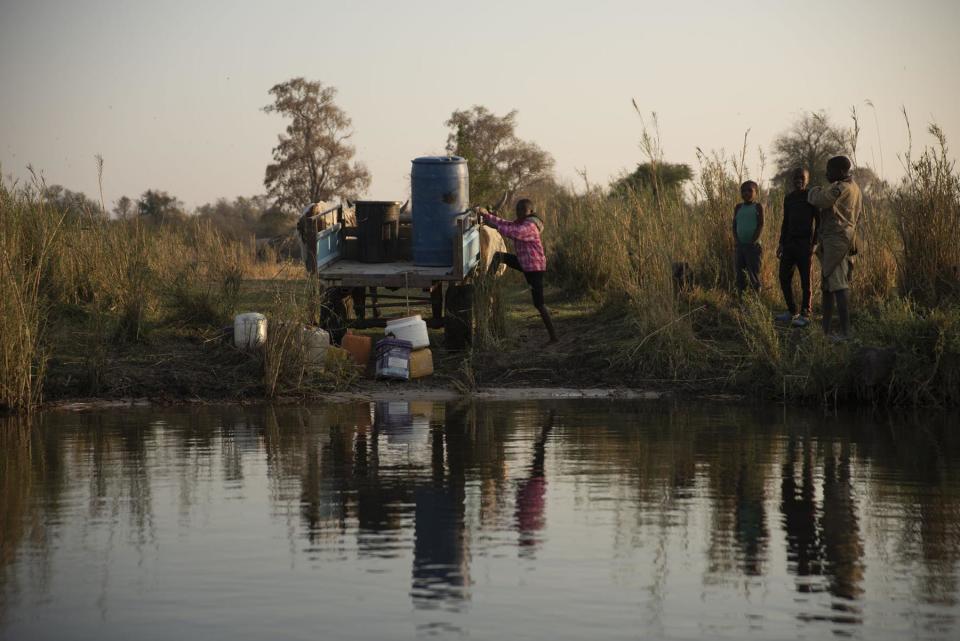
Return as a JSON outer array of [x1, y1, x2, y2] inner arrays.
[[482, 213, 547, 272]]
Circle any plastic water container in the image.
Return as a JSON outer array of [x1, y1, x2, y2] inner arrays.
[[324, 345, 351, 369], [341, 332, 373, 369], [385, 315, 430, 350], [303, 326, 330, 368], [411, 156, 469, 266], [375, 338, 412, 380], [234, 313, 267, 349], [409, 348, 434, 379]]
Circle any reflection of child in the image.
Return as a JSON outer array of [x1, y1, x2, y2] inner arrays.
[[733, 181, 765, 294], [480, 199, 557, 344], [515, 413, 554, 552]]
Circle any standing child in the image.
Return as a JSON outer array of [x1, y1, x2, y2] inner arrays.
[[733, 181, 765, 294], [776, 168, 819, 327], [479, 199, 558, 344], [808, 156, 861, 339]]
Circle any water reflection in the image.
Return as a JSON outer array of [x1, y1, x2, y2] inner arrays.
[[1, 403, 959, 640]]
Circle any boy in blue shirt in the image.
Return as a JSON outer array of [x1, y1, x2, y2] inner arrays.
[[733, 180, 765, 294]]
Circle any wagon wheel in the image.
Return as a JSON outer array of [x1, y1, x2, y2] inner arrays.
[[444, 283, 474, 350]]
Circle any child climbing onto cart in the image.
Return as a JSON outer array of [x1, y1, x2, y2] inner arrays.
[[478, 199, 558, 344]]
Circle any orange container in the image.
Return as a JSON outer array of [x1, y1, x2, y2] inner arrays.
[[341, 332, 372, 368], [409, 348, 434, 379]]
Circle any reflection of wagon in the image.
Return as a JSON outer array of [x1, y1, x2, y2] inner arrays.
[[299, 202, 481, 347]]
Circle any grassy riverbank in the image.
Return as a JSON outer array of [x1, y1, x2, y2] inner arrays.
[[3, 127, 959, 413]]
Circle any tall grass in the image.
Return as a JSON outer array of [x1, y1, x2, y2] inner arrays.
[[261, 283, 358, 398], [895, 123, 960, 306], [536, 118, 960, 405], [1, 183, 259, 412], [0, 190, 64, 412]]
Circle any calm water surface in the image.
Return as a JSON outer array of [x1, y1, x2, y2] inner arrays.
[[1, 401, 959, 640]]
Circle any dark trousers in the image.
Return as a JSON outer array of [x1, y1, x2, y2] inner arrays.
[[778, 241, 813, 316], [735, 243, 762, 293], [493, 252, 545, 307]]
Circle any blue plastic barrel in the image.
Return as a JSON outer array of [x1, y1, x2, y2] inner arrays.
[[411, 156, 469, 266]]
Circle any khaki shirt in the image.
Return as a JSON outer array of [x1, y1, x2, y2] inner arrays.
[[808, 178, 861, 242]]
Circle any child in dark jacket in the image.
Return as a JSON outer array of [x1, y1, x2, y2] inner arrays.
[[733, 181, 765, 294], [480, 199, 558, 344], [776, 168, 819, 327]]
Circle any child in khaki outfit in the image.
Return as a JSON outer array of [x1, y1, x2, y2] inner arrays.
[[807, 156, 861, 338]]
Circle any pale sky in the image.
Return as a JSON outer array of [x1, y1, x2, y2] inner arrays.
[[2, 0, 958, 209]]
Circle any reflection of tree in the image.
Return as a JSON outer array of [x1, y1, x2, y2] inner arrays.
[[301, 424, 354, 544], [703, 417, 774, 580], [861, 416, 960, 612], [916, 470, 960, 608], [820, 443, 865, 611], [734, 459, 768, 577], [0, 418, 56, 625]]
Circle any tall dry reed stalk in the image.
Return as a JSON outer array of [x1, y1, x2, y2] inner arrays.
[[895, 122, 960, 306], [261, 285, 358, 398], [0, 189, 65, 412]]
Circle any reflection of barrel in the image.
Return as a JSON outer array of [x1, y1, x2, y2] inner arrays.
[[412, 156, 469, 266], [355, 201, 400, 263]]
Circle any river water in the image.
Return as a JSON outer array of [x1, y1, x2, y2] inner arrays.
[[1, 401, 958, 640]]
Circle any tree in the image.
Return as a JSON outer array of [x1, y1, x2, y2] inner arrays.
[[445, 106, 554, 207], [137, 189, 186, 224], [113, 195, 135, 219], [42, 185, 103, 218], [256, 208, 297, 238], [772, 111, 854, 184], [195, 195, 271, 238], [263, 78, 371, 212], [611, 162, 693, 198]]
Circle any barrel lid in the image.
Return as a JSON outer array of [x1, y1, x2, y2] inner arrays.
[[411, 155, 466, 165]]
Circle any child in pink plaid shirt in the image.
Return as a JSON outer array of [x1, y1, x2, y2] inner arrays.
[[480, 199, 558, 344]]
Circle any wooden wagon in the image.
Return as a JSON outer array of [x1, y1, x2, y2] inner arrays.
[[300, 203, 481, 347]]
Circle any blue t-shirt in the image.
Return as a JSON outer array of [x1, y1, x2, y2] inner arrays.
[[735, 203, 761, 244]]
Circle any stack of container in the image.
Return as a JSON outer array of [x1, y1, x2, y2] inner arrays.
[[379, 314, 434, 379]]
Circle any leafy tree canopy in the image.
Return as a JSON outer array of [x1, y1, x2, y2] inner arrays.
[[263, 77, 371, 211], [610, 162, 693, 198], [445, 106, 554, 208], [137, 189, 186, 224], [42, 185, 103, 218], [772, 110, 854, 185]]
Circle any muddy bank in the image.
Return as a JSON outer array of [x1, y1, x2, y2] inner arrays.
[[45, 386, 674, 412]]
